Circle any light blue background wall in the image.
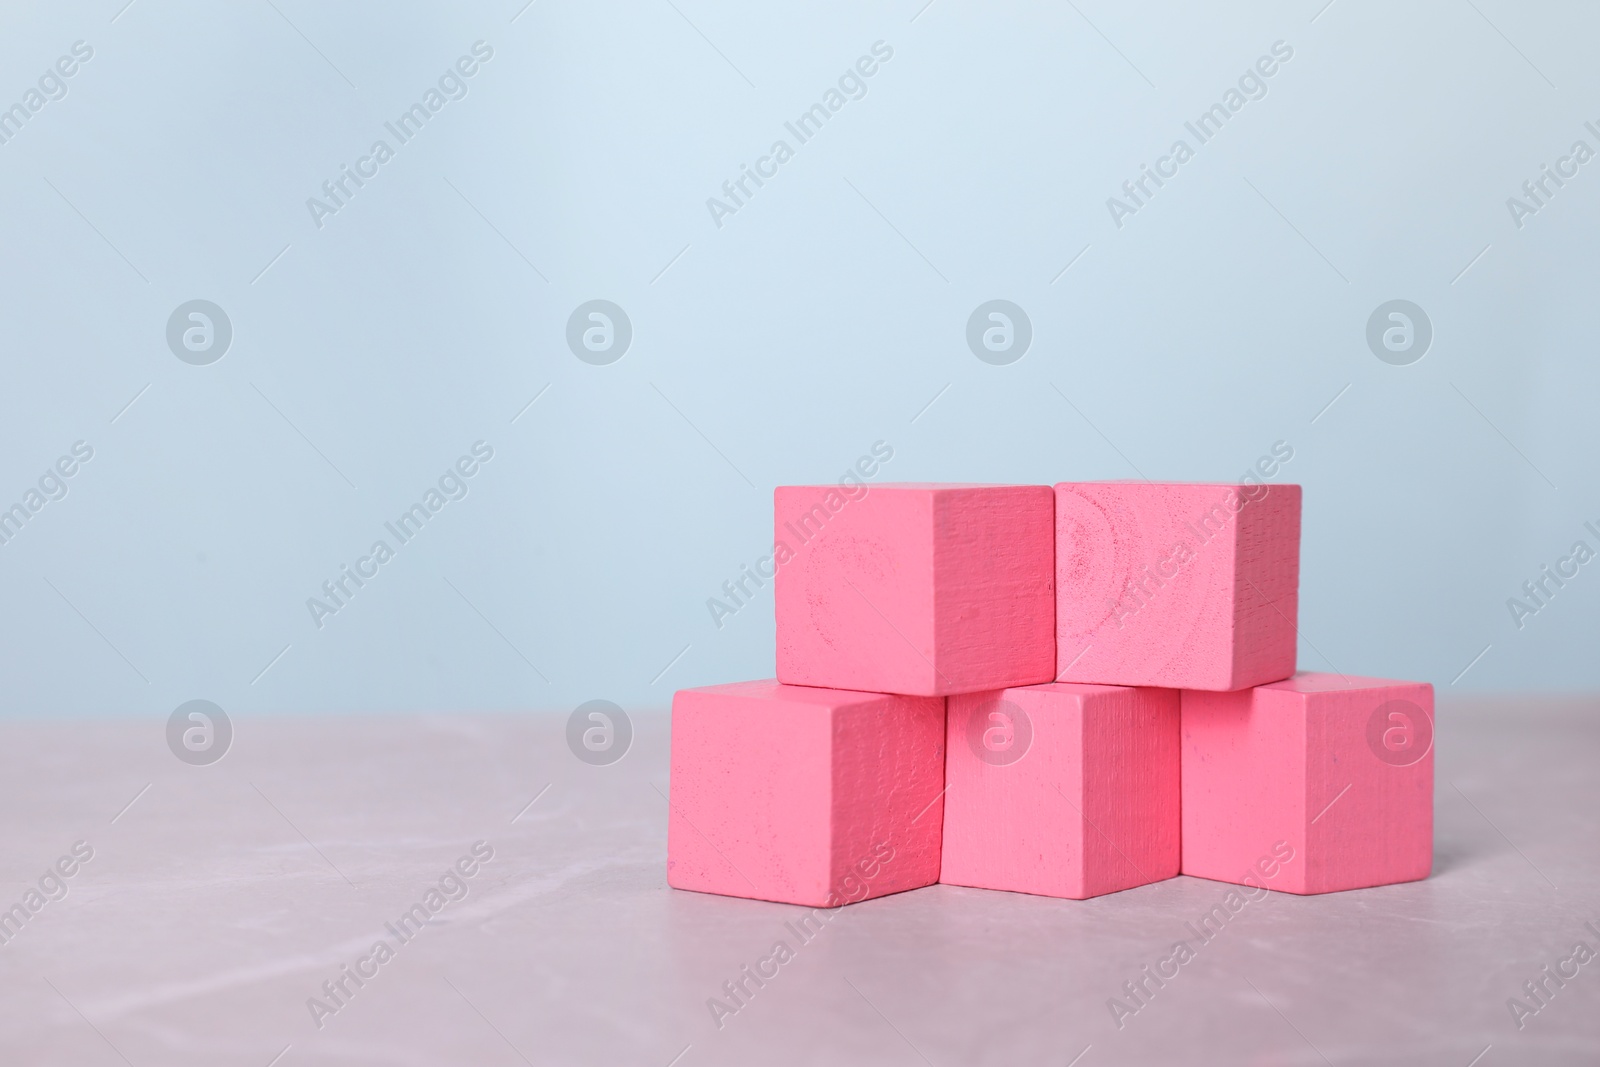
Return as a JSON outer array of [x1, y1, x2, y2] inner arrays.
[[1, 0, 1595, 718]]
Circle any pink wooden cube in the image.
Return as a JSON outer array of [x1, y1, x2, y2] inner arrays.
[[666, 680, 945, 907], [775, 483, 1054, 696], [1181, 672, 1434, 895], [1055, 481, 1301, 691], [940, 682, 1179, 899]]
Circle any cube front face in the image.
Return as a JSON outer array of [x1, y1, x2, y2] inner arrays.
[[775, 484, 1054, 696], [1180, 686, 1306, 891], [1181, 674, 1434, 895], [666, 681, 945, 907], [940, 683, 1179, 899], [1079, 686, 1182, 896], [1298, 676, 1434, 894], [1055, 482, 1301, 691]]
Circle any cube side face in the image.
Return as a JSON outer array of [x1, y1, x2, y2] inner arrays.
[[827, 695, 947, 902], [666, 685, 836, 905], [1299, 681, 1434, 894], [1229, 484, 1301, 689], [1080, 686, 1181, 896], [940, 685, 1089, 898], [1056, 483, 1247, 691], [929, 487, 1056, 692], [1180, 687, 1309, 893], [774, 486, 938, 695]]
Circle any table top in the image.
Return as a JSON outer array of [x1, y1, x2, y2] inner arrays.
[[0, 697, 1596, 1066]]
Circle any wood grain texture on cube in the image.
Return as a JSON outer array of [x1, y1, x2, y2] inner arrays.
[[1055, 481, 1300, 691]]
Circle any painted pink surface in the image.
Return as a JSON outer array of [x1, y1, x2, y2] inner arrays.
[[666, 680, 946, 907], [1181, 672, 1434, 895], [940, 682, 1180, 899], [775, 483, 1055, 696], [1055, 481, 1301, 691]]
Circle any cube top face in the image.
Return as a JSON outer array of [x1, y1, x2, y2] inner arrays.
[[667, 681, 945, 907], [1260, 671, 1418, 696], [1054, 481, 1301, 691], [1181, 675, 1433, 895], [941, 683, 1180, 899], [681, 678, 893, 712], [824, 482, 1042, 490], [775, 483, 1054, 696]]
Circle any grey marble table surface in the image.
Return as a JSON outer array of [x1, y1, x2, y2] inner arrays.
[[0, 697, 1596, 1066]]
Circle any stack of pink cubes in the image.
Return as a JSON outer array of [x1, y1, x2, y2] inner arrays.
[[667, 482, 1433, 907]]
